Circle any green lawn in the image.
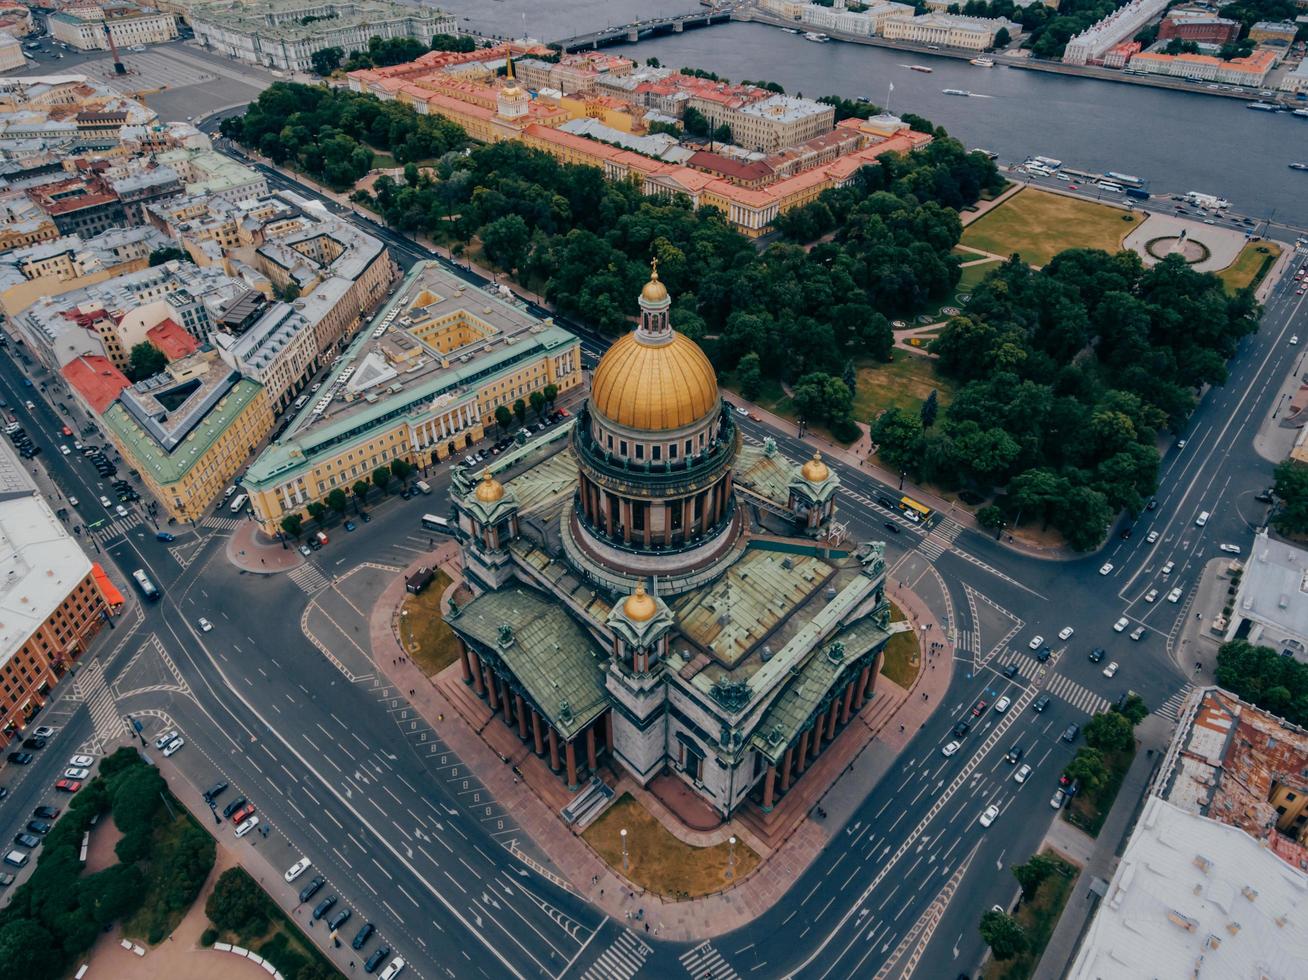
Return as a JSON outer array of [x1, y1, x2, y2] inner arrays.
[[881, 602, 921, 688], [909, 258, 1002, 324], [1216, 241, 1281, 294], [983, 851, 1079, 980], [1062, 743, 1136, 837], [400, 569, 464, 677], [962, 188, 1138, 267], [853, 351, 956, 420], [371, 151, 399, 170]]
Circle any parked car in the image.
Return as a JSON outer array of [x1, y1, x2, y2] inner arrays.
[[7, 751, 33, 765], [364, 947, 391, 974], [13, 832, 40, 849], [1144, 589, 1158, 603], [21, 736, 46, 749], [222, 796, 248, 818], [1050, 789, 1066, 809], [1167, 587, 1183, 603], [54, 778, 81, 793], [64, 767, 90, 780], [153, 730, 178, 750], [312, 895, 338, 920], [1113, 617, 1129, 632], [1130, 625, 1146, 641], [352, 922, 375, 950], [162, 736, 185, 757], [299, 875, 325, 903], [33, 726, 54, 739], [68, 754, 94, 768], [285, 857, 311, 882]]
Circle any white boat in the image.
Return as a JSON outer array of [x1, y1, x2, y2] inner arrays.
[[1291, 162, 1308, 171], [942, 88, 971, 97], [909, 65, 933, 73], [803, 32, 829, 42], [1294, 108, 1308, 118], [970, 57, 994, 67], [782, 27, 800, 34]]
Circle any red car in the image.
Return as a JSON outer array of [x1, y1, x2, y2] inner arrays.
[[231, 802, 256, 825], [971, 698, 989, 716], [54, 778, 81, 793], [61, 426, 72, 437]]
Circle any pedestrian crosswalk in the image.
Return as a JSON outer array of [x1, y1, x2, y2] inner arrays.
[[1044, 671, 1112, 717], [679, 941, 741, 980], [289, 563, 330, 594], [917, 515, 964, 561], [1156, 683, 1195, 723], [200, 515, 244, 531], [72, 657, 125, 753], [580, 929, 652, 980], [86, 517, 140, 545]]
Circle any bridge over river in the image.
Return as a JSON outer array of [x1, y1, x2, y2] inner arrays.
[[553, 3, 739, 52]]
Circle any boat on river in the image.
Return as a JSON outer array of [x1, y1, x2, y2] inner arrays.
[[782, 27, 800, 34], [1247, 101, 1282, 111], [909, 65, 933, 73], [1291, 163, 1308, 171], [942, 89, 971, 97], [1294, 108, 1308, 118], [970, 57, 994, 67], [803, 32, 829, 42]]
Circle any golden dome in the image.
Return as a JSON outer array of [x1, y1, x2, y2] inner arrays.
[[474, 469, 505, 502], [801, 451, 829, 483], [640, 260, 668, 304], [590, 330, 718, 431], [623, 582, 657, 622]]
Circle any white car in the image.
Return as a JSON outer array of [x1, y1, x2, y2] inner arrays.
[[1219, 543, 1241, 555], [993, 695, 1011, 714], [68, 496, 78, 507], [59, 444, 70, 455], [978, 804, 1000, 828], [1113, 617, 1129, 632], [115, 505, 129, 518], [1195, 511, 1209, 527], [1130, 625, 1146, 641], [1146, 530, 1159, 543], [1028, 635, 1044, 650], [1162, 561, 1175, 575], [941, 740, 961, 757], [1099, 562, 1113, 575], [153, 729, 177, 750], [1144, 589, 1158, 603], [379, 958, 407, 980], [33, 726, 55, 739], [197, 617, 213, 632], [1167, 587, 1183, 603], [1014, 764, 1032, 784], [234, 815, 260, 838], [284, 857, 311, 882], [1103, 661, 1119, 678], [1292, 335, 1300, 345], [64, 767, 90, 779], [68, 754, 94, 768], [1058, 626, 1074, 641], [162, 736, 184, 757], [1050, 789, 1066, 809], [734, 406, 749, 417], [99, 496, 112, 508]]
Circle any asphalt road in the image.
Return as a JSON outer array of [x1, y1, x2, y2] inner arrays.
[[0, 130, 1304, 978]]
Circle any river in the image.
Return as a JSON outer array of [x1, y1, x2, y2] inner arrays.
[[432, 4, 1308, 229]]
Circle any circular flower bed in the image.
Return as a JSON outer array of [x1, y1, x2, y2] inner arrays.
[[1144, 236, 1210, 264]]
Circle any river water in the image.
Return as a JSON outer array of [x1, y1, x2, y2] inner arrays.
[[435, 4, 1308, 229]]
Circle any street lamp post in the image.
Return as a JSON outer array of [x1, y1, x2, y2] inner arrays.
[[726, 835, 736, 879], [996, 520, 1006, 541], [899, 470, 906, 491], [620, 827, 628, 871]]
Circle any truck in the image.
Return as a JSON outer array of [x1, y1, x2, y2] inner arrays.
[[1125, 187, 1150, 200]]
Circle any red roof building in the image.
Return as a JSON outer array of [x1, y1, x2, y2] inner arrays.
[[145, 317, 199, 361], [61, 354, 130, 415]]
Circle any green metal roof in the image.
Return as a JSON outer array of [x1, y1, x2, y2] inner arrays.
[[448, 585, 608, 739], [102, 378, 264, 487], [733, 442, 795, 507]]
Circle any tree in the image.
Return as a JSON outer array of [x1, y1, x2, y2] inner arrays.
[[481, 214, 532, 274], [1117, 693, 1149, 726], [1012, 853, 1060, 899], [206, 868, 269, 938], [0, 919, 61, 978], [494, 404, 513, 435], [1084, 711, 1134, 753], [645, 56, 661, 67], [529, 390, 546, 419], [390, 459, 414, 483], [543, 383, 559, 408], [148, 246, 189, 266], [310, 46, 344, 76], [326, 488, 349, 514], [280, 514, 303, 539], [870, 407, 922, 474], [993, 26, 1010, 48], [737, 352, 762, 400], [512, 398, 527, 425], [920, 389, 939, 430], [1272, 460, 1308, 535], [307, 501, 327, 525], [352, 479, 370, 511], [791, 371, 852, 428], [372, 466, 392, 494], [1064, 747, 1111, 792], [126, 342, 167, 382], [977, 504, 1005, 533], [979, 909, 1026, 961]]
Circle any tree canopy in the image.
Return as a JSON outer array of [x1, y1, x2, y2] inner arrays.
[[1216, 639, 1308, 725], [126, 341, 167, 382]]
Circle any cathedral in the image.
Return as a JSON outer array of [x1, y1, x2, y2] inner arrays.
[[444, 263, 892, 819]]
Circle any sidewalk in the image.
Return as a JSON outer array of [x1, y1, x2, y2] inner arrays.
[[227, 520, 304, 574], [1169, 556, 1231, 682], [363, 552, 956, 941]]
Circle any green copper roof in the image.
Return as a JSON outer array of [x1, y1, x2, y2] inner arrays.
[[102, 378, 264, 487], [448, 585, 607, 739]]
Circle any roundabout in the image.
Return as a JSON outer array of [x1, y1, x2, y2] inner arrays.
[[1144, 235, 1211, 265]]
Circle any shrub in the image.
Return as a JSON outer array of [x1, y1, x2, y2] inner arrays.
[[259, 931, 309, 979], [206, 868, 269, 939], [200, 927, 218, 947]]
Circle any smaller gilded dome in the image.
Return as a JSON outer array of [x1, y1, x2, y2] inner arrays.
[[474, 469, 505, 503], [640, 258, 668, 304], [801, 451, 830, 484], [623, 582, 657, 622]]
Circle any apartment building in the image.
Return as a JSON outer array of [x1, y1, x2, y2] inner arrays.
[[1128, 47, 1277, 85], [0, 30, 24, 71], [880, 13, 1015, 51], [154, 147, 268, 203], [27, 172, 125, 236], [0, 224, 168, 316]]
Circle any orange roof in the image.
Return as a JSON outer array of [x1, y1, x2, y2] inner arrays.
[[91, 562, 124, 610], [61, 354, 129, 414], [145, 317, 199, 361]]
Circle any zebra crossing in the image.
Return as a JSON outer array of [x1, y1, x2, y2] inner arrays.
[[86, 517, 140, 545], [679, 941, 741, 980], [1156, 684, 1195, 723], [288, 562, 330, 594], [579, 929, 652, 980], [917, 515, 965, 561], [1044, 671, 1112, 717], [200, 515, 244, 531], [72, 657, 126, 752]]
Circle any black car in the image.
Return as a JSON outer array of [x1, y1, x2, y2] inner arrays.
[[1001, 663, 1019, 679], [364, 946, 391, 973], [360, 512, 371, 523], [352, 922, 375, 950], [882, 521, 900, 534], [951, 720, 971, 738], [203, 780, 228, 802], [327, 908, 352, 931], [21, 736, 46, 749], [1032, 695, 1051, 713], [33, 805, 59, 820], [25, 820, 51, 835], [312, 895, 337, 920], [1036, 646, 1051, 663], [7, 751, 33, 765], [1088, 647, 1105, 664], [222, 795, 247, 818], [13, 832, 40, 848], [298, 875, 325, 903], [1061, 723, 1081, 743], [1005, 744, 1023, 764], [877, 495, 896, 509]]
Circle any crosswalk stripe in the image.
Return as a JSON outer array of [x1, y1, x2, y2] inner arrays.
[[580, 930, 651, 980], [1156, 683, 1195, 722], [679, 942, 742, 980], [200, 515, 244, 530], [289, 563, 330, 594], [1043, 672, 1111, 717]]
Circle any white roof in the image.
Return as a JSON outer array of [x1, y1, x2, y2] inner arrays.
[[0, 442, 92, 664], [1069, 795, 1308, 980], [1237, 528, 1308, 644]]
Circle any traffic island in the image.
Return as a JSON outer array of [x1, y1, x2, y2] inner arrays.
[[395, 568, 466, 675], [982, 851, 1079, 980], [226, 519, 304, 574]]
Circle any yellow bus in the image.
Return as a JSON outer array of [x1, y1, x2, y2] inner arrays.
[[900, 496, 931, 522]]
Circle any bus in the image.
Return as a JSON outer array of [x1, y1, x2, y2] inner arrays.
[[421, 514, 450, 533], [131, 569, 160, 600], [900, 496, 931, 522], [1095, 180, 1124, 194]]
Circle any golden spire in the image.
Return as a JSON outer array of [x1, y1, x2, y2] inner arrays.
[[505, 47, 516, 80], [474, 469, 505, 502], [801, 451, 830, 483], [623, 581, 657, 622], [640, 256, 668, 303]]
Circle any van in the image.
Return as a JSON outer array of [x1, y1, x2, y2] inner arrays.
[[229, 493, 248, 514], [314, 531, 328, 546], [415, 480, 432, 495], [3, 849, 28, 868]]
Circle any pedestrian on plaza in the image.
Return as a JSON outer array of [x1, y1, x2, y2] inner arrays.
[[899, 724, 905, 733]]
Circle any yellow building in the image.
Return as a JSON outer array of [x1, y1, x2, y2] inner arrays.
[[102, 351, 274, 521], [242, 262, 582, 533]]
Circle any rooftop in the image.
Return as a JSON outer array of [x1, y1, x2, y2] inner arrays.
[[60, 353, 129, 413], [145, 317, 199, 361], [1235, 528, 1308, 642], [185, 0, 453, 41]]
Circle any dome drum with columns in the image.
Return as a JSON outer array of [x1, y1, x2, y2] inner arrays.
[[443, 262, 891, 819]]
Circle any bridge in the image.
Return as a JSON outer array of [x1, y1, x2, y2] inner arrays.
[[553, 4, 739, 53]]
